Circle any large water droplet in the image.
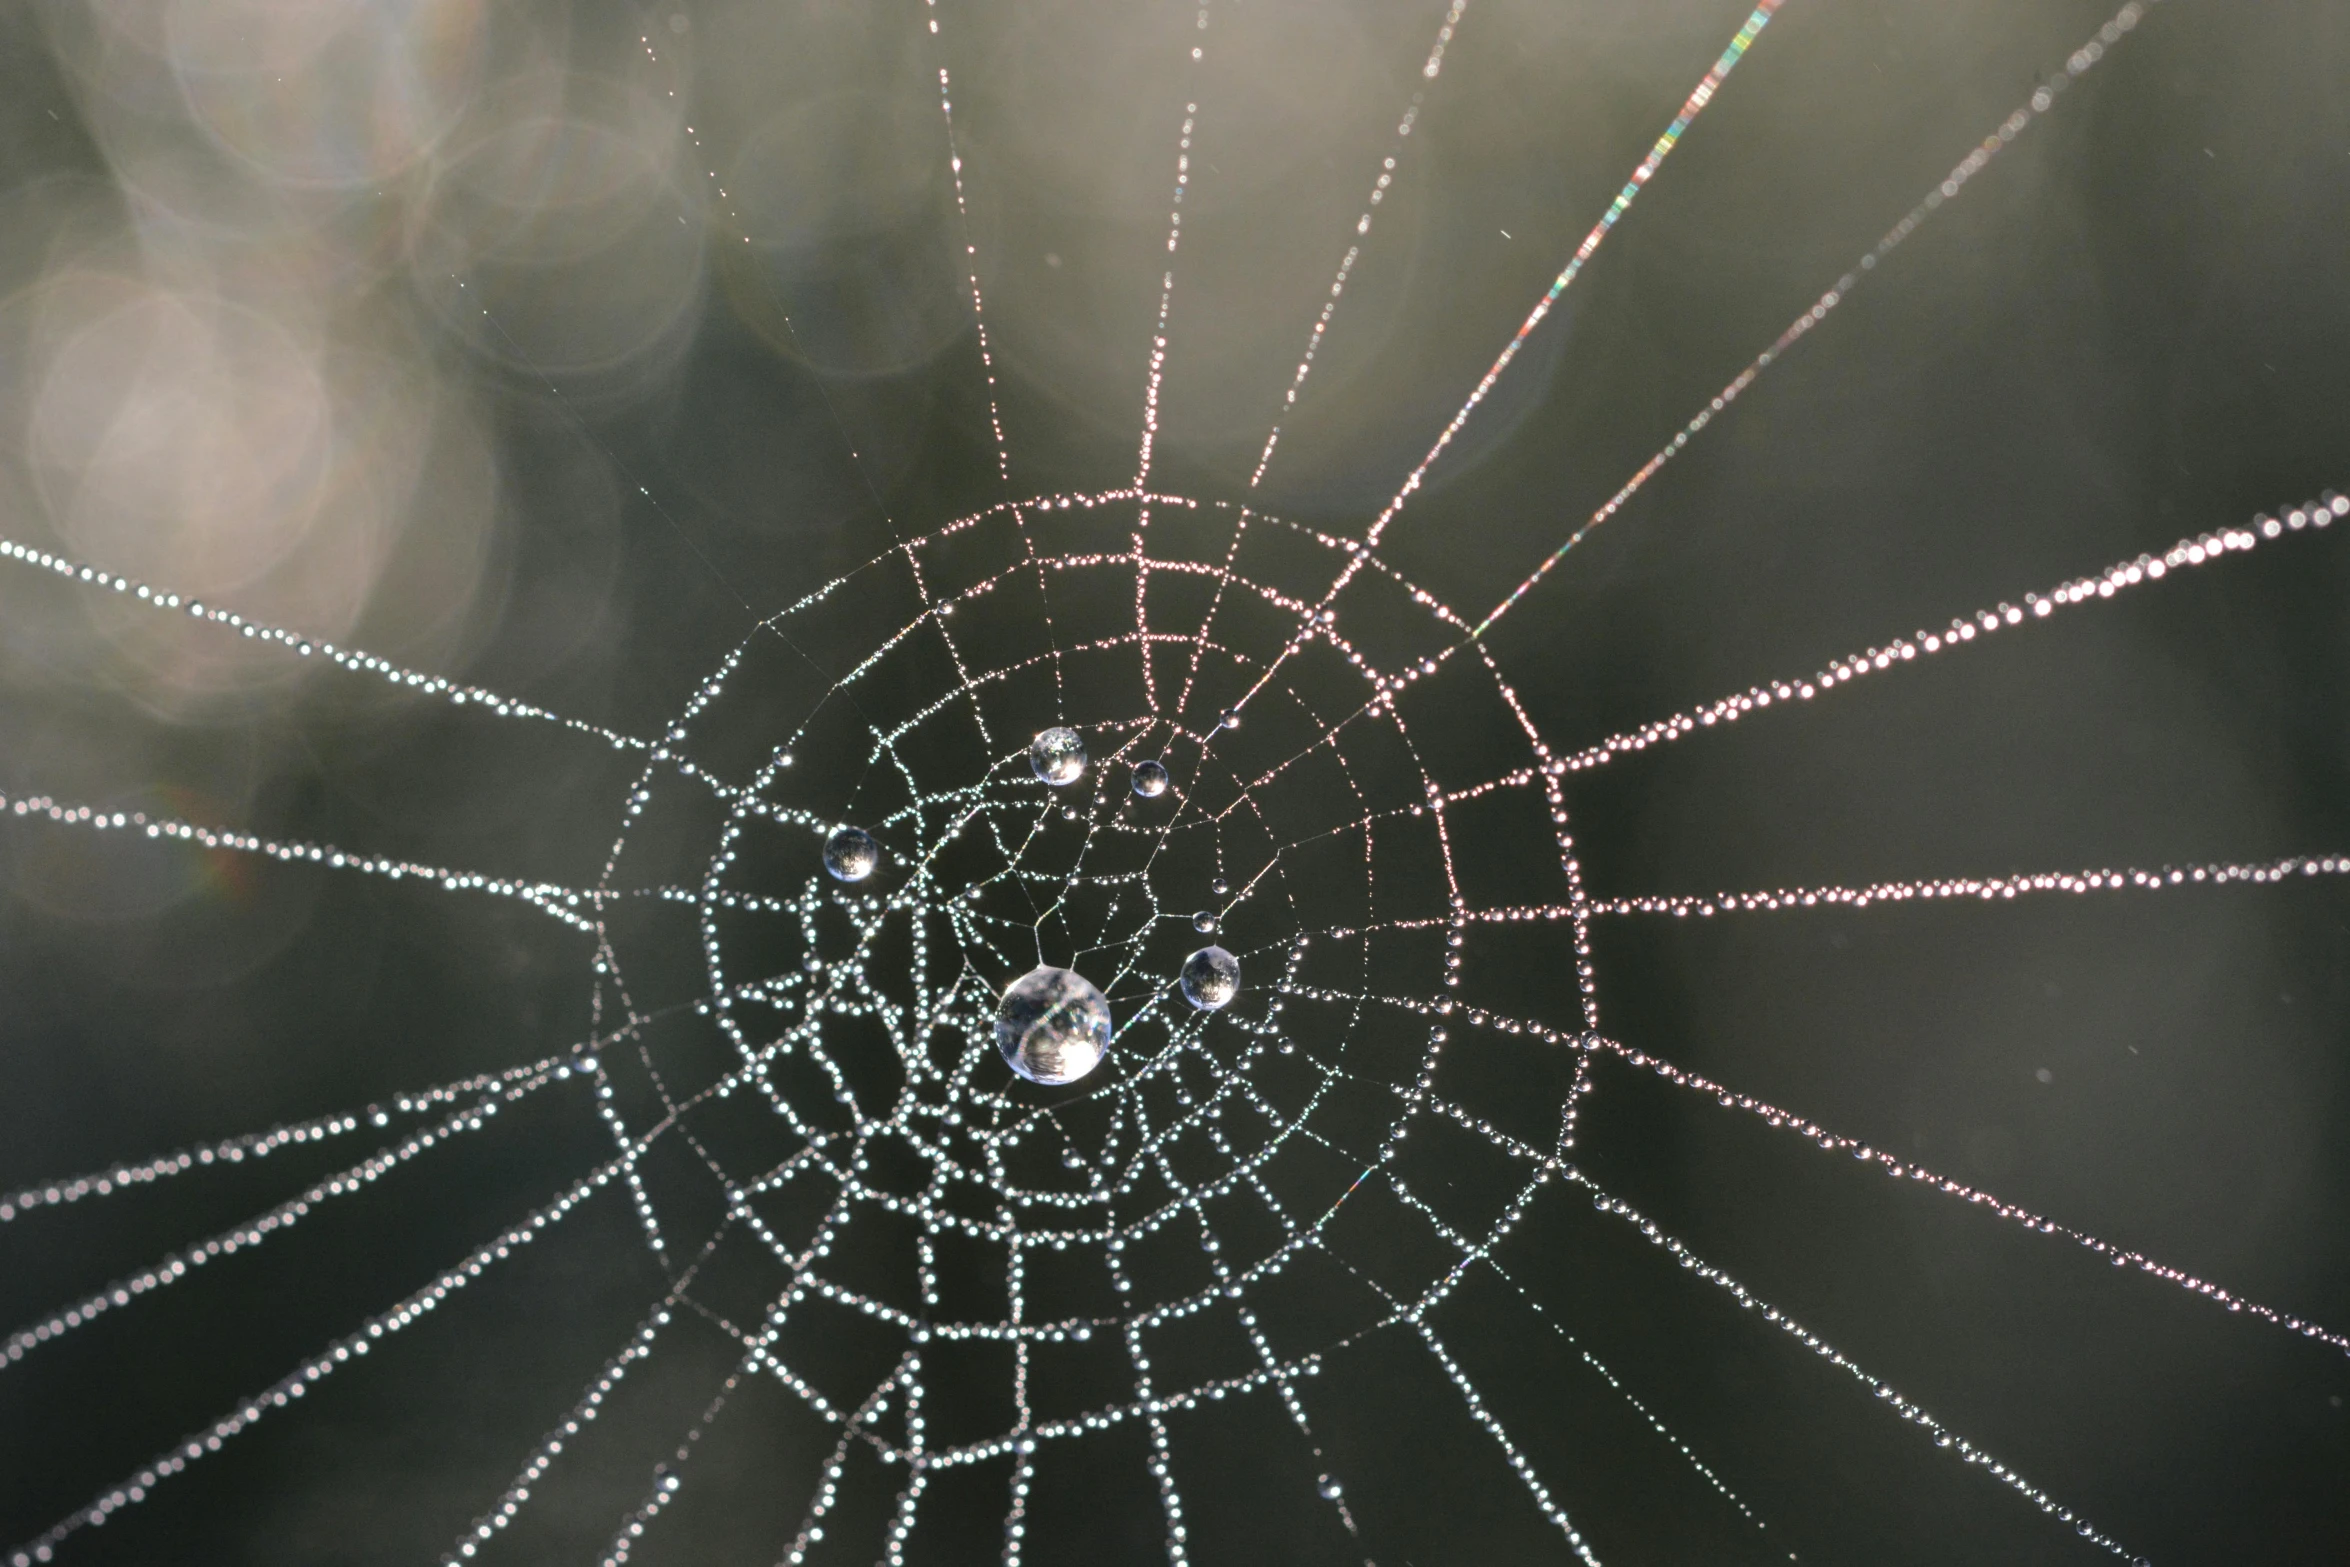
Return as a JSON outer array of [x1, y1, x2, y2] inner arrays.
[[1131, 759, 1169, 797], [823, 825, 879, 882], [1180, 946, 1240, 1010], [1030, 727, 1086, 786], [996, 966, 1112, 1085]]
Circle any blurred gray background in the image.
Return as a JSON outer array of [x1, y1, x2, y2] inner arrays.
[[0, 0, 2346, 1561]]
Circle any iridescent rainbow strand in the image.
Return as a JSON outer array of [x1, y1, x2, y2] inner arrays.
[[1362, 0, 1785, 547]]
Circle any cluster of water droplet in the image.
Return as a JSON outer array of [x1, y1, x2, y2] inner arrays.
[[801, 726, 1239, 1092]]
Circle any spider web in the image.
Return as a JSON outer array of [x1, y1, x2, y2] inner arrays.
[[2, 0, 2343, 1563]]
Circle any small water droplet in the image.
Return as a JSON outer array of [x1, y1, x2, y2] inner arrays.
[[1180, 946, 1240, 1010], [823, 825, 880, 882], [1030, 728, 1087, 785], [995, 967, 1112, 1085]]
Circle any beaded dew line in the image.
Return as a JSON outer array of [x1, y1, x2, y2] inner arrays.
[[635, 21, 1003, 751], [443, 1307, 678, 1562], [1131, 65, 1210, 714], [1496, 1258, 1785, 1550], [6, 1156, 636, 1567], [918, 0, 1013, 483], [1394, 1161, 1777, 1553], [0, 973, 780, 1230], [1360, 0, 1786, 548], [1586, 854, 2350, 920], [1280, 973, 2350, 1361], [0, 1058, 589, 1370], [1205, 482, 2327, 860], [1578, 1036, 2350, 1356], [0, 793, 602, 930], [1227, 0, 2158, 732], [1468, 0, 2163, 639], [1249, 0, 1472, 489], [0, 537, 649, 752], [0, 1077, 478, 1224], [1219, 0, 1789, 722], [1556, 493, 2346, 775], [1134, 77, 1207, 490], [1574, 1172, 2141, 1557]]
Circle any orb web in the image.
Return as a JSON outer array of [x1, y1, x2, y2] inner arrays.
[[0, 0, 2343, 1563]]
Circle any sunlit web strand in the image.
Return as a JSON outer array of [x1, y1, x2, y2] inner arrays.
[[0, 792, 603, 931], [918, 0, 1013, 482], [1131, 0, 1212, 708], [1212, 475, 2312, 864], [1133, 85, 1205, 490], [1223, 0, 1784, 719], [1420, 1319, 1600, 1562], [634, 779, 1269, 1268], [1571, 1173, 2141, 1559], [1136, 1061, 1580, 1557], [680, 509, 1096, 763], [1149, 489, 1246, 720], [1208, 495, 2339, 909], [637, 20, 1000, 748], [1555, 492, 2347, 774], [1313, 851, 2350, 926], [586, 1069, 1380, 1471], [142, 293, 2180, 1567], [6, 1155, 635, 1567], [1283, 965, 2350, 1363], [1360, 0, 1785, 549], [1389, 1171, 1735, 1560], [587, 963, 1447, 1381], [443, 1305, 677, 1563], [1, 1058, 591, 1370], [10, 16, 2278, 1567], [1495, 1259, 1786, 1552], [777, 1351, 911, 1567], [1583, 1035, 2350, 1358], [1468, 0, 2163, 641], [0, 536, 650, 753], [0, 1084, 460, 1225], [9, 1029, 831, 1559], [1227, 0, 2156, 736], [1313, 1030, 1948, 1554], [1248, 0, 1470, 490], [1182, 1102, 1372, 1543], [0, 967, 792, 1230], [580, 803, 1541, 1550], [1235, 1077, 1613, 1559], [1586, 853, 2350, 919], [598, 1211, 875, 1567], [638, 507, 1450, 908]]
